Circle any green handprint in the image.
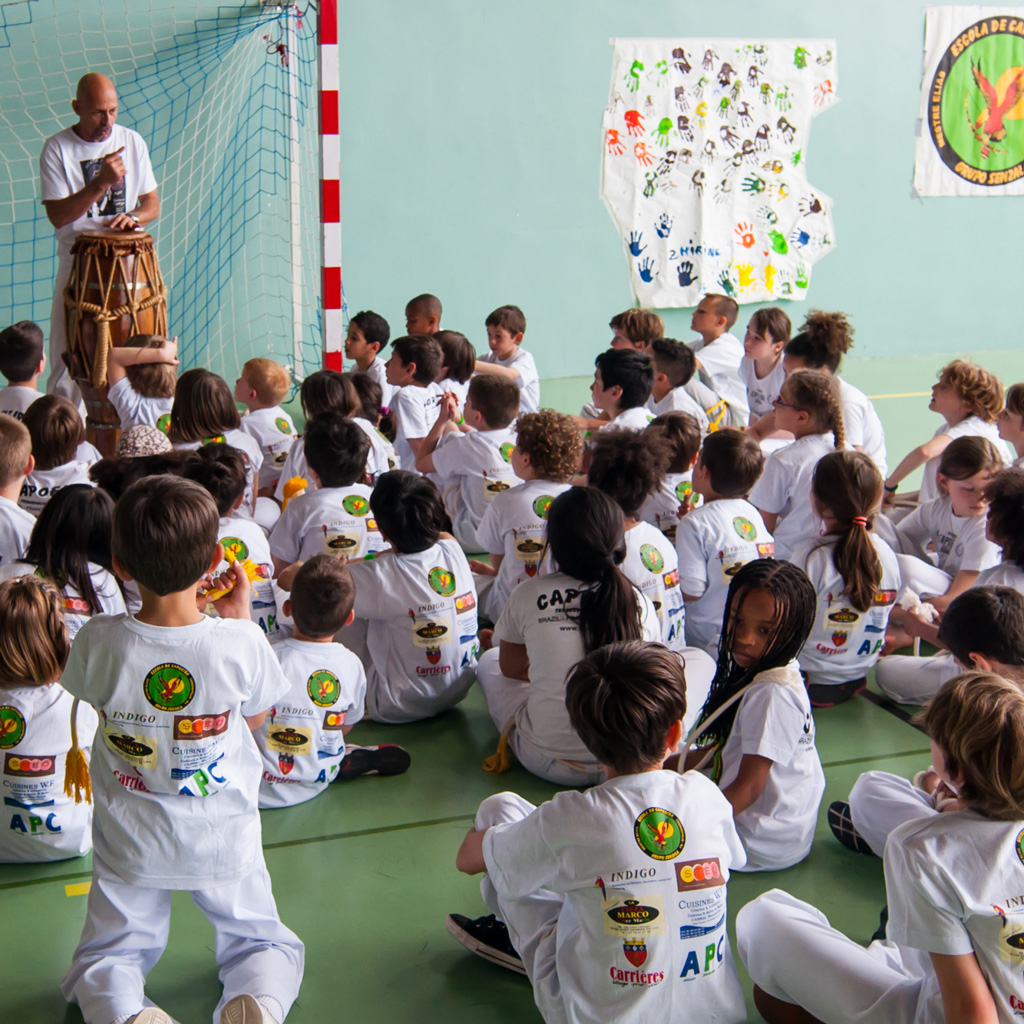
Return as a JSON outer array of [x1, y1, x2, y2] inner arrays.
[[795, 265, 809, 289], [793, 46, 809, 69], [655, 59, 669, 79], [768, 229, 788, 255], [718, 96, 731, 115], [775, 85, 792, 112], [792, 148, 803, 167], [741, 174, 766, 195], [627, 59, 644, 91], [717, 269, 736, 297], [651, 117, 673, 147]]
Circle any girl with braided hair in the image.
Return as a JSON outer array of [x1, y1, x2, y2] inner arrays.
[[792, 451, 901, 707], [680, 558, 822, 870], [749, 369, 845, 560]]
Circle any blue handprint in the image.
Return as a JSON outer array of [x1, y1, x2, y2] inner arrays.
[[638, 257, 655, 283], [655, 213, 673, 238], [628, 231, 647, 257], [677, 260, 697, 287], [789, 227, 811, 248]]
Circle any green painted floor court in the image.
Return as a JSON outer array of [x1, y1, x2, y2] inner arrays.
[[6, 350, 1024, 1024]]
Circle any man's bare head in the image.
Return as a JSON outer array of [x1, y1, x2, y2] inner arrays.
[[72, 74, 118, 142]]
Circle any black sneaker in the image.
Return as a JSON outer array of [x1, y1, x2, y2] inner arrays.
[[808, 677, 867, 707], [827, 800, 874, 855], [445, 913, 527, 975], [871, 905, 889, 943], [337, 744, 411, 781]]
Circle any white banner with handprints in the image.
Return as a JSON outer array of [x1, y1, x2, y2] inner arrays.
[[914, 7, 1024, 196], [601, 38, 838, 307]]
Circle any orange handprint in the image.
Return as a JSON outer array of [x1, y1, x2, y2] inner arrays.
[[606, 128, 625, 155], [624, 109, 645, 136], [634, 141, 654, 166], [734, 222, 755, 248]]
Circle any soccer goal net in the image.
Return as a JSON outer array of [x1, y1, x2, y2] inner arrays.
[[0, 0, 335, 387]]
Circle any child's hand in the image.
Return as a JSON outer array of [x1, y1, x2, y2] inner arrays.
[[157, 336, 179, 364], [206, 560, 252, 620], [468, 559, 498, 577], [903, 605, 940, 638], [677, 494, 695, 517], [440, 392, 460, 424], [882, 489, 896, 508]]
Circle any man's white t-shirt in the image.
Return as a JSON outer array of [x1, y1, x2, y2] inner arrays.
[[494, 571, 660, 766], [0, 495, 35, 568], [106, 377, 173, 433], [621, 521, 686, 651], [483, 770, 747, 1024], [269, 483, 386, 564], [19, 461, 94, 517], [675, 499, 775, 653], [175, 430, 264, 513], [919, 416, 1011, 504], [792, 533, 900, 685], [391, 383, 442, 471], [715, 662, 825, 871], [748, 432, 835, 561], [647, 386, 709, 435], [239, 407, 296, 488], [837, 377, 887, 477], [255, 636, 366, 808], [60, 613, 289, 889], [0, 683, 97, 862], [688, 334, 749, 427], [475, 478, 571, 621], [479, 346, 539, 415], [212, 516, 278, 637], [738, 356, 786, 423], [639, 472, 695, 543], [40, 124, 157, 252], [897, 497, 1002, 576], [598, 406, 653, 434]]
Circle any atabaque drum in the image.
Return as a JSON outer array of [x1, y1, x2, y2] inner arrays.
[[63, 231, 167, 456]]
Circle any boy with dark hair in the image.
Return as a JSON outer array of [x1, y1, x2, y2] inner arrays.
[[256, 555, 409, 807], [0, 321, 47, 420], [648, 338, 711, 434], [404, 293, 442, 336], [60, 475, 303, 1024], [346, 310, 393, 405], [447, 640, 746, 1024], [20, 394, 93, 516], [184, 443, 278, 636], [609, 307, 664, 350], [474, 304, 540, 415], [345, 470, 479, 722], [589, 349, 655, 433], [415, 375, 520, 551], [639, 412, 702, 541], [688, 293, 748, 428], [386, 335, 443, 470], [269, 412, 383, 572], [235, 358, 296, 494], [675, 430, 773, 653], [0, 414, 35, 566]]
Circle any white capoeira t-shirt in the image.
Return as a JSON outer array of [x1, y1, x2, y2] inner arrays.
[[739, 356, 786, 423], [239, 407, 296, 489], [896, 497, 1002, 576], [106, 377, 173, 433], [639, 472, 695, 543], [391, 383, 442, 471], [621, 521, 686, 652], [19, 461, 94, 517], [688, 333, 749, 427], [269, 483, 386, 564], [0, 496, 35, 568], [837, 377, 887, 477], [478, 347, 539, 415], [976, 560, 1024, 594], [647, 386, 709, 435], [918, 415, 1011, 504], [212, 516, 278, 637]]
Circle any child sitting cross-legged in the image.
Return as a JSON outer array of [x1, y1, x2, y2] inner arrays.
[[638, 411, 702, 542], [448, 640, 748, 1024], [255, 556, 409, 808], [739, 670, 1024, 1024]]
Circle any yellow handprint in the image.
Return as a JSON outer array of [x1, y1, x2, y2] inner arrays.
[[764, 265, 776, 291], [736, 263, 756, 290]]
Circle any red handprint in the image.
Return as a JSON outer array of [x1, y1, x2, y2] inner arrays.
[[606, 128, 625, 155], [624, 109, 645, 136], [634, 142, 654, 166]]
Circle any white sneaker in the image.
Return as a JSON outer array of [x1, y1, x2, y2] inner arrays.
[[220, 994, 276, 1024], [126, 1010, 174, 1024]]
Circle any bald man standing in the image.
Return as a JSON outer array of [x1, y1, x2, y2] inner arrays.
[[39, 73, 160, 400]]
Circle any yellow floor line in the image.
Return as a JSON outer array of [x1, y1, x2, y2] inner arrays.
[[64, 882, 91, 897]]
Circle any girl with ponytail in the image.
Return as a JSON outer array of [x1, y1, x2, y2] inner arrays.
[[793, 451, 901, 707], [475, 486, 660, 786]]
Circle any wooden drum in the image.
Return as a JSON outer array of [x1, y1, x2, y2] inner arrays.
[[63, 231, 168, 456]]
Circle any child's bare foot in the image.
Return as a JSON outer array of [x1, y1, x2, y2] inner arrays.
[[913, 767, 942, 795], [479, 628, 494, 652], [881, 628, 913, 655]]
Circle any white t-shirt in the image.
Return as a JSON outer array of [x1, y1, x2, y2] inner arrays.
[[714, 662, 825, 871], [175, 429, 264, 512], [432, 427, 519, 549], [647, 386, 709, 435], [347, 538, 479, 719], [391, 383, 442, 471], [837, 377, 887, 477], [738, 356, 786, 423], [0, 495, 34, 568], [239, 407, 296, 488], [897, 497, 1001, 576], [599, 406, 654, 434], [212, 516, 278, 637], [688, 334, 748, 427], [748, 432, 834, 561], [792, 533, 901, 685], [0, 683, 97, 862], [622, 521, 686, 651], [106, 377, 173, 433], [475, 478, 571, 621], [255, 636, 366, 808], [919, 416, 1011, 504], [483, 770, 747, 1024], [478, 346, 539, 415], [977, 560, 1024, 594], [269, 483, 386, 564], [354, 356, 394, 407], [40, 124, 158, 252], [60, 613, 289, 889], [437, 377, 470, 416], [675, 499, 774, 653], [0, 560, 126, 640], [354, 416, 398, 480], [495, 571, 660, 765], [19, 461, 93, 517], [0, 384, 88, 426], [639, 472, 695, 544], [273, 436, 312, 503]]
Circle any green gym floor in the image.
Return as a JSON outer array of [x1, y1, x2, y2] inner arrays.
[[5, 350, 1024, 1024]]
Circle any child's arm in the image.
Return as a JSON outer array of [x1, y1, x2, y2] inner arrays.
[[498, 640, 530, 681], [885, 435, 954, 496], [930, 952, 998, 1024], [755, 508, 779, 533], [456, 827, 488, 874], [106, 336, 178, 386], [721, 753, 773, 814], [473, 359, 520, 382], [745, 409, 776, 441], [245, 710, 268, 730], [414, 393, 460, 474], [929, 571, 979, 614], [468, 554, 503, 577]]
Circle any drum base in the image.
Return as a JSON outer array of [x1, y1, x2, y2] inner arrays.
[[79, 385, 121, 459]]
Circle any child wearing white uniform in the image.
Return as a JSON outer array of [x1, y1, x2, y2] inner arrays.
[[675, 431, 773, 654], [471, 410, 581, 623], [434, 329, 476, 419], [688, 293, 748, 427], [345, 471, 478, 723], [998, 382, 1024, 466], [416, 375, 520, 552], [59, 476, 303, 1024], [0, 414, 35, 566], [19, 394, 94, 516], [0, 576, 96, 863], [449, 642, 747, 1024], [793, 451, 901, 706], [739, 672, 1024, 1024], [345, 310, 394, 407], [749, 369, 845, 561], [645, 338, 711, 435], [385, 335, 443, 471], [104, 335, 177, 434], [639, 412, 702, 542], [581, 348, 656, 442], [683, 559, 823, 871], [474, 305, 540, 415], [236, 358, 296, 493], [738, 307, 791, 426]]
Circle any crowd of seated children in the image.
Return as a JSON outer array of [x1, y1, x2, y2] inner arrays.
[[638, 411, 702, 541]]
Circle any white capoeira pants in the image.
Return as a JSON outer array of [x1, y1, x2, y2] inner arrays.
[[894, 554, 951, 601], [737, 889, 943, 1024], [61, 851, 304, 1024], [46, 251, 84, 406], [477, 792, 568, 1024], [848, 771, 939, 859], [875, 650, 957, 706]]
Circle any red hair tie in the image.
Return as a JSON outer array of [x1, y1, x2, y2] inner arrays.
[[852, 516, 868, 527]]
